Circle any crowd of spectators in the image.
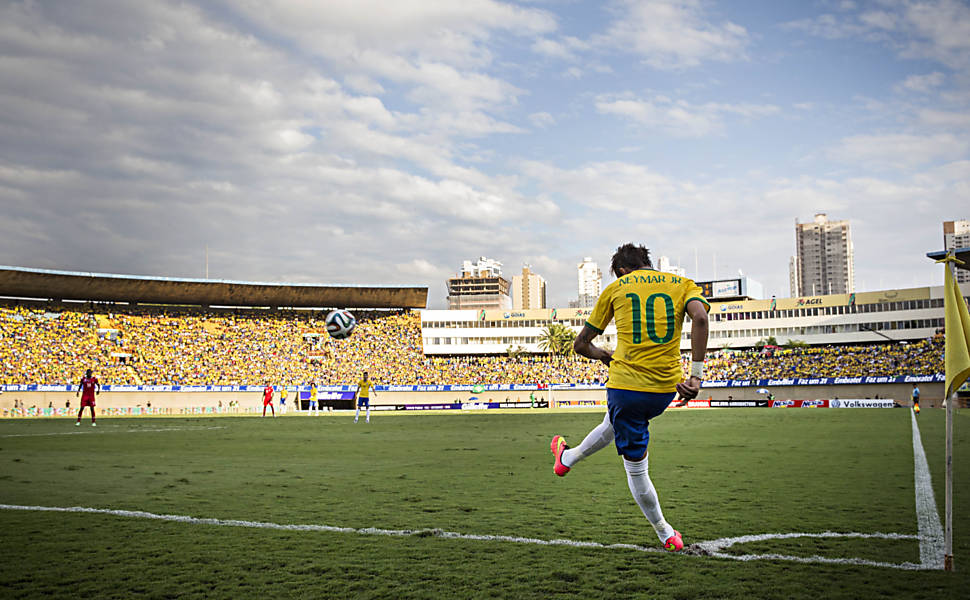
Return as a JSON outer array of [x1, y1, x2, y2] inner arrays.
[[0, 302, 945, 386], [697, 338, 944, 380], [0, 306, 130, 385]]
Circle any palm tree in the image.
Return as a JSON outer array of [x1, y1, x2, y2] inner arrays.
[[538, 323, 577, 355], [754, 336, 778, 349], [505, 345, 528, 359]]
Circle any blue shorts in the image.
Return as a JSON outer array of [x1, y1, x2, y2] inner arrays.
[[607, 388, 676, 460], [357, 397, 369, 408]]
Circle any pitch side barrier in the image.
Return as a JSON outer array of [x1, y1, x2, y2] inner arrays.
[[0, 374, 943, 394], [1, 378, 927, 416]]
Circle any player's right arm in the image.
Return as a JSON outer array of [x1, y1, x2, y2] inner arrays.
[[76, 379, 82, 397]]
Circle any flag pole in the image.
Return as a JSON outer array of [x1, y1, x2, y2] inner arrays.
[[944, 256, 957, 572], [943, 255, 962, 572], [945, 383, 953, 571]]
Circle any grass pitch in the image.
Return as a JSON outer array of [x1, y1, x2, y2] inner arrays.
[[1, 409, 967, 599]]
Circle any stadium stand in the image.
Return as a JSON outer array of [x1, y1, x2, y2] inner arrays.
[[698, 336, 944, 381], [0, 302, 944, 386]]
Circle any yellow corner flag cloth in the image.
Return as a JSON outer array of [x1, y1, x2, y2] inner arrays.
[[942, 257, 970, 398]]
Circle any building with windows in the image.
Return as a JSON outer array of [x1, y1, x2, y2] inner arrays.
[[944, 219, 970, 284], [511, 265, 546, 309], [419, 283, 968, 355], [793, 213, 854, 296], [446, 257, 511, 310], [658, 256, 686, 278], [576, 257, 602, 308], [789, 256, 799, 297]]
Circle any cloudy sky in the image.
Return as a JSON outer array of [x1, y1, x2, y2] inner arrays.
[[1, 0, 968, 308]]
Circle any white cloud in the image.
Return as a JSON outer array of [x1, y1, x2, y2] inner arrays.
[[519, 159, 681, 216], [595, 94, 779, 137], [917, 108, 970, 129], [785, 0, 970, 69], [342, 74, 385, 95], [531, 36, 590, 61], [895, 71, 945, 93], [829, 132, 970, 168], [596, 0, 749, 69], [227, 0, 556, 112], [396, 258, 449, 279], [528, 111, 555, 128]]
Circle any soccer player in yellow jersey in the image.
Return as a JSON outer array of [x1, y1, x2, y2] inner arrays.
[[309, 383, 319, 416], [551, 243, 710, 552], [354, 371, 375, 424]]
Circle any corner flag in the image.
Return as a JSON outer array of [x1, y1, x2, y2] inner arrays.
[[941, 256, 970, 398]]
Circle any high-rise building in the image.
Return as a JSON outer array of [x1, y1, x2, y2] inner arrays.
[[576, 257, 602, 307], [511, 265, 546, 309], [794, 213, 854, 296], [788, 256, 799, 297], [658, 255, 686, 278], [446, 257, 511, 310], [944, 220, 970, 284]]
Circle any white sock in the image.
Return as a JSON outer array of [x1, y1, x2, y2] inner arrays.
[[623, 455, 674, 543], [561, 412, 614, 468], [365, 407, 370, 421], [354, 407, 360, 421]]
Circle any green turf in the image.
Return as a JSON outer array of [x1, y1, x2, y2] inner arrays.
[[1, 409, 967, 599]]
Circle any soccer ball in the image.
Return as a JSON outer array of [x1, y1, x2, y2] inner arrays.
[[325, 309, 356, 340]]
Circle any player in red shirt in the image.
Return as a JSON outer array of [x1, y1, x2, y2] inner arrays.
[[262, 383, 275, 418], [75, 369, 100, 426]]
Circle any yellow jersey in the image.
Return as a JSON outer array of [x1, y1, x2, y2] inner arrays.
[[586, 269, 709, 393], [357, 380, 372, 397]]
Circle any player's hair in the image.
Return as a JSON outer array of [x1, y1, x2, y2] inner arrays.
[[85, 368, 92, 377], [610, 243, 653, 276]]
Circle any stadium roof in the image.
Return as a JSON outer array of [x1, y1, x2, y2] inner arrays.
[[925, 247, 970, 272], [0, 266, 427, 309]]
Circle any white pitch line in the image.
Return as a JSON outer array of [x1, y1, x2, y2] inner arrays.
[[0, 504, 929, 570], [696, 531, 923, 571], [910, 409, 945, 569], [0, 426, 226, 438]]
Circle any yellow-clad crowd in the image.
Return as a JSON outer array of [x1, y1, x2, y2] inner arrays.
[[0, 303, 945, 386], [0, 306, 131, 385], [699, 337, 944, 381]]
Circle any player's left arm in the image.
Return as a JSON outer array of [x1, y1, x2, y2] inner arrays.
[[574, 287, 614, 367], [96, 378, 101, 395], [573, 325, 613, 367], [675, 299, 709, 405]]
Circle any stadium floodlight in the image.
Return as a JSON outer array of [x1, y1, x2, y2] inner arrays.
[[925, 246, 970, 573]]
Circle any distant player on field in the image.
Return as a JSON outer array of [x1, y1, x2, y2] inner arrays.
[[279, 386, 288, 414], [912, 384, 920, 416], [550, 243, 710, 552], [262, 383, 275, 418], [309, 383, 319, 415], [75, 368, 101, 427], [353, 371, 375, 424]]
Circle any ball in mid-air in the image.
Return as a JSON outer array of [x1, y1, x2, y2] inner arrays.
[[325, 309, 356, 340]]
